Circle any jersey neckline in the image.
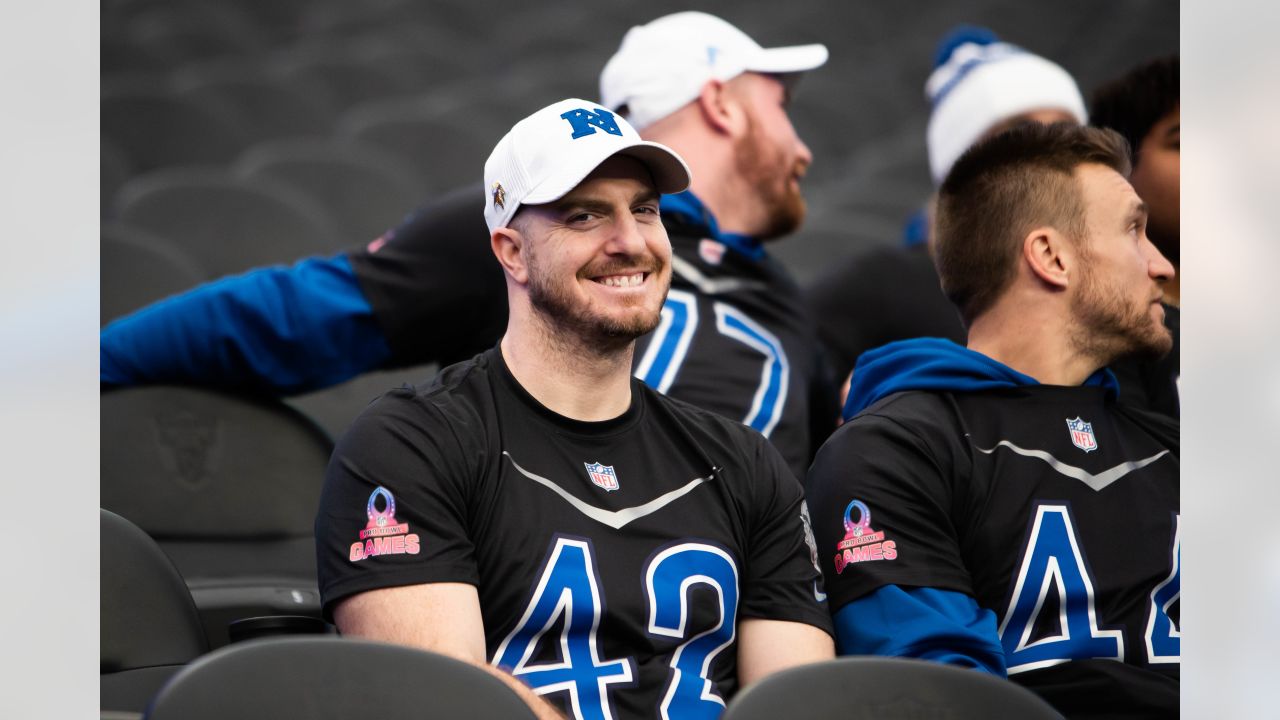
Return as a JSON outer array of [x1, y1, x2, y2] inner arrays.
[[489, 346, 646, 438]]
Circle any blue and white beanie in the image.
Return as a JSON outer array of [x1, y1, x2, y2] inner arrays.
[[925, 26, 1087, 185]]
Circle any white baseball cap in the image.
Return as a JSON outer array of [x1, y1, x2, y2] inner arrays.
[[925, 27, 1086, 185], [600, 11, 829, 130], [483, 98, 692, 233]]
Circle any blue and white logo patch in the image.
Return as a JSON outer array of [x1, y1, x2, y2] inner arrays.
[[560, 107, 623, 140], [584, 462, 620, 492], [1065, 417, 1098, 453]]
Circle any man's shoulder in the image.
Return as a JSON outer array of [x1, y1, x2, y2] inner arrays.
[[641, 383, 774, 456], [358, 351, 497, 431], [848, 389, 958, 435]]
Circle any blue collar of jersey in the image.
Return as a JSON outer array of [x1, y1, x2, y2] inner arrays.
[[842, 337, 1121, 421], [660, 191, 766, 261]]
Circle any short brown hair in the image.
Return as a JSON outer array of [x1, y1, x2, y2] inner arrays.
[[934, 123, 1131, 325]]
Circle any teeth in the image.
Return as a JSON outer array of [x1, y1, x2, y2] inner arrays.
[[599, 273, 643, 287]]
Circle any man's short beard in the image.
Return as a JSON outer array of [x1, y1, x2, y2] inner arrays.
[[733, 113, 806, 241], [1070, 250, 1173, 365], [526, 251, 665, 355]]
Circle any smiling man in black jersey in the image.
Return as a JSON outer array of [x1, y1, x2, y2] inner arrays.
[[806, 123, 1179, 718], [316, 99, 834, 720]]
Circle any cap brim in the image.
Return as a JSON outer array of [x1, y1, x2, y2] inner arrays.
[[746, 44, 829, 74], [522, 140, 691, 206]]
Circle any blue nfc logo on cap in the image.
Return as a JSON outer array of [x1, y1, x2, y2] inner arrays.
[[560, 107, 623, 139]]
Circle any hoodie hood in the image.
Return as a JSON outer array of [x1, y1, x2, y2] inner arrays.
[[842, 337, 1120, 421]]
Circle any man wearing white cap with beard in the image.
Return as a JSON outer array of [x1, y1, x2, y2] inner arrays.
[[315, 98, 835, 720], [101, 12, 839, 482]]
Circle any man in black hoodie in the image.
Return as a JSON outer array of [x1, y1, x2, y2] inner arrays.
[[806, 123, 1178, 718]]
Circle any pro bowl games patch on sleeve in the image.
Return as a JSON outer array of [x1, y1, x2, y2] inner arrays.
[[350, 486, 421, 562], [833, 499, 897, 573]]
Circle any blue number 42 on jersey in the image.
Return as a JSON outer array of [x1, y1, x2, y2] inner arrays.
[[492, 537, 739, 720]]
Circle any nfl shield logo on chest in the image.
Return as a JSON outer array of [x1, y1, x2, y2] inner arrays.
[[1065, 417, 1098, 453], [584, 462, 620, 491]]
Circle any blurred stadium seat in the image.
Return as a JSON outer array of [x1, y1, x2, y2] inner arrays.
[[144, 637, 539, 720], [112, 167, 343, 276], [102, 79, 249, 173], [101, 386, 334, 649], [336, 94, 505, 194], [102, 136, 134, 217], [101, 223, 206, 325], [175, 60, 337, 145], [101, 508, 208, 714], [232, 137, 428, 241], [270, 44, 413, 114], [125, 3, 270, 66], [721, 656, 1064, 720]]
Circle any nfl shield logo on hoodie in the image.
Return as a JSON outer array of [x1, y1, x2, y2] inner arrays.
[[584, 462, 620, 491], [1065, 417, 1098, 453]]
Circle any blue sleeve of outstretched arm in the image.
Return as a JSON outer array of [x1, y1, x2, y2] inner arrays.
[[100, 254, 391, 394], [833, 585, 1007, 676]]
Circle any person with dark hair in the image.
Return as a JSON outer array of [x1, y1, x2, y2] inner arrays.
[[99, 12, 837, 481], [317, 98, 834, 720], [806, 123, 1179, 718]]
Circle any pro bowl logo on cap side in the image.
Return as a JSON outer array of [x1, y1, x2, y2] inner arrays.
[[584, 462, 620, 492], [350, 486, 421, 562], [833, 499, 897, 574], [492, 181, 506, 210], [1066, 416, 1098, 453]]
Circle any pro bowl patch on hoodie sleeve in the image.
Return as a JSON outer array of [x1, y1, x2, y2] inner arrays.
[[833, 499, 897, 573]]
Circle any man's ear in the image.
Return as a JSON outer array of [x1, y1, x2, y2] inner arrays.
[[491, 227, 528, 284], [695, 79, 740, 136], [1024, 226, 1073, 290]]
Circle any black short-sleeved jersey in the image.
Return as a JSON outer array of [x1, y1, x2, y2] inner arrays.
[[634, 213, 837, 479], [317, 348, 832, 720], [807, 385, 1179, 717], [347, 190, 837, 479]]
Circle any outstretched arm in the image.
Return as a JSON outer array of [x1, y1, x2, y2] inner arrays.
[[101, 254, 392, 394], [335, 583, 565, 720]]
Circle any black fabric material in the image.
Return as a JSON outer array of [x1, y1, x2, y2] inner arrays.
[[316, 348, 832, 718], [806, 383, 1179, 717], [345, 184, 508, 371], [722, 657, 1063, 720], [805, 243, 965, 385], [641, 213, 838, 479], [144, 637, 538, 720], [101, 509, 207, 712]]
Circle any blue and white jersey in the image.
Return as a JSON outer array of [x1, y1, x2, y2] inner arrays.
[[807, 339, 1179, 717]]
